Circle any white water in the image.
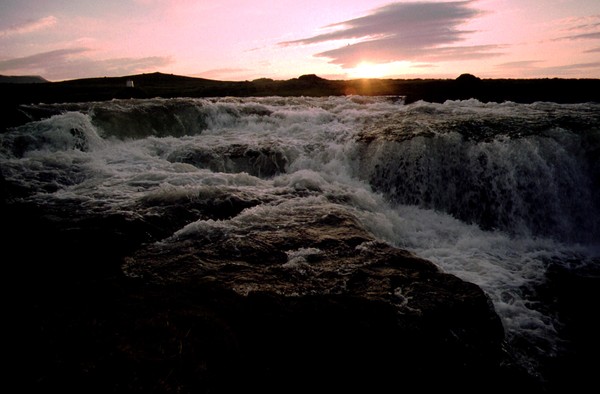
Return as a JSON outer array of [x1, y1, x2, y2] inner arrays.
[[2, 96, 599, 375]]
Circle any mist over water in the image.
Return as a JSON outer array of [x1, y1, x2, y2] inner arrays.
[[2, 96, 599, 380]]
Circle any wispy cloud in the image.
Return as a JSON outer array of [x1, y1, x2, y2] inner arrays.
[[418, 44, 504, 61], [558, 31, 600, 41], [195, 68, 249, 79], [493, 58, 600, 78], [0, 16, 57, 38], [563, 21, 600, 32], [495, 60, 543, 69], [0, 48, 89, 69], [554, 61, 600, 70], [585, 47, 600, 53], [0, 48, 171, 80], [411, 63, 436, 68], [516, 62, 600, 78], [280, 1, 497, 67], [529, 61, 600, 77], [555, 14, 600, 41]]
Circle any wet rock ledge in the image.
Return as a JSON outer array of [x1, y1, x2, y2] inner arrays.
[[4, 193, 535, 393]]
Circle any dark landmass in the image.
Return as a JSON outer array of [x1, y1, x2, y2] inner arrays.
[[2, 72, 599, 132], [2, 177, 539, 393], [0, 74, 48, 84]]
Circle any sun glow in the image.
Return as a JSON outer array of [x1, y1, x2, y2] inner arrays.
[[347, 62, 390, 79]]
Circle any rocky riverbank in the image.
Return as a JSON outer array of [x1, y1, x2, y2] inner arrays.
[[3, 179, 536, 393]]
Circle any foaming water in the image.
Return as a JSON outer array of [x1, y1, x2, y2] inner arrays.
[[3, 96, 599, 380], [356, 100, 600, 243], [354, 199, 599, 375]]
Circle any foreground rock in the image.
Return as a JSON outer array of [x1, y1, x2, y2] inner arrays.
[[121, 203, 516, 392], [2, 180, 536, 392]]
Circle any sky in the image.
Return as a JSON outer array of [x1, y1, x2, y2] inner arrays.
[[0, 0, 599, 81]]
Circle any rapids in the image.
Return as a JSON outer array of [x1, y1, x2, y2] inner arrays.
[[2, 96, 599, 381]]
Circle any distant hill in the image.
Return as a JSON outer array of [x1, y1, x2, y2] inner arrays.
[[0, 75, 48, 84]]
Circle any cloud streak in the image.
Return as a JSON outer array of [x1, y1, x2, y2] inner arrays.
[[559, 31, 600, 41], [196, 68, 250, 80], [536, 61, 600, 77], [280, 1, 496, 67], [495, 60, 600, 78], [495, 60, 543, 69], [555, 15, 600, 41], [0, 48, 171, 80], [0, 48, 89, 70], [0, 16, 57, 38]]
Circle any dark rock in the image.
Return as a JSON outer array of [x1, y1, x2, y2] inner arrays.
[[4, 186, 536, 393], [167, 144, 288, 178], [119, 204, 522, 392], [529, 263, 600, 393]]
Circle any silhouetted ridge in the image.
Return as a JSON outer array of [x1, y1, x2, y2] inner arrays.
[[298, 74, 326, 82], [0, 75, 48, 84], [456, 73, 481, 83]]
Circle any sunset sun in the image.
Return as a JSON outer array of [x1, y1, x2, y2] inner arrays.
[[347, 62, 389, 79]]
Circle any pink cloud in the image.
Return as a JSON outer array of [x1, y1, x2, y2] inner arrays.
[[495, 60, 543, 69], [279, 1, 497, 68], [0, 16, 57, 38], [554, 14, 600, 41], [0, 48, 171, 80]]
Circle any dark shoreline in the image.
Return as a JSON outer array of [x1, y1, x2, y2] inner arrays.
[[2, 72, 600, 132]]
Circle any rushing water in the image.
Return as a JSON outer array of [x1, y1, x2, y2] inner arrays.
[[2, 96, 599, 382]]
